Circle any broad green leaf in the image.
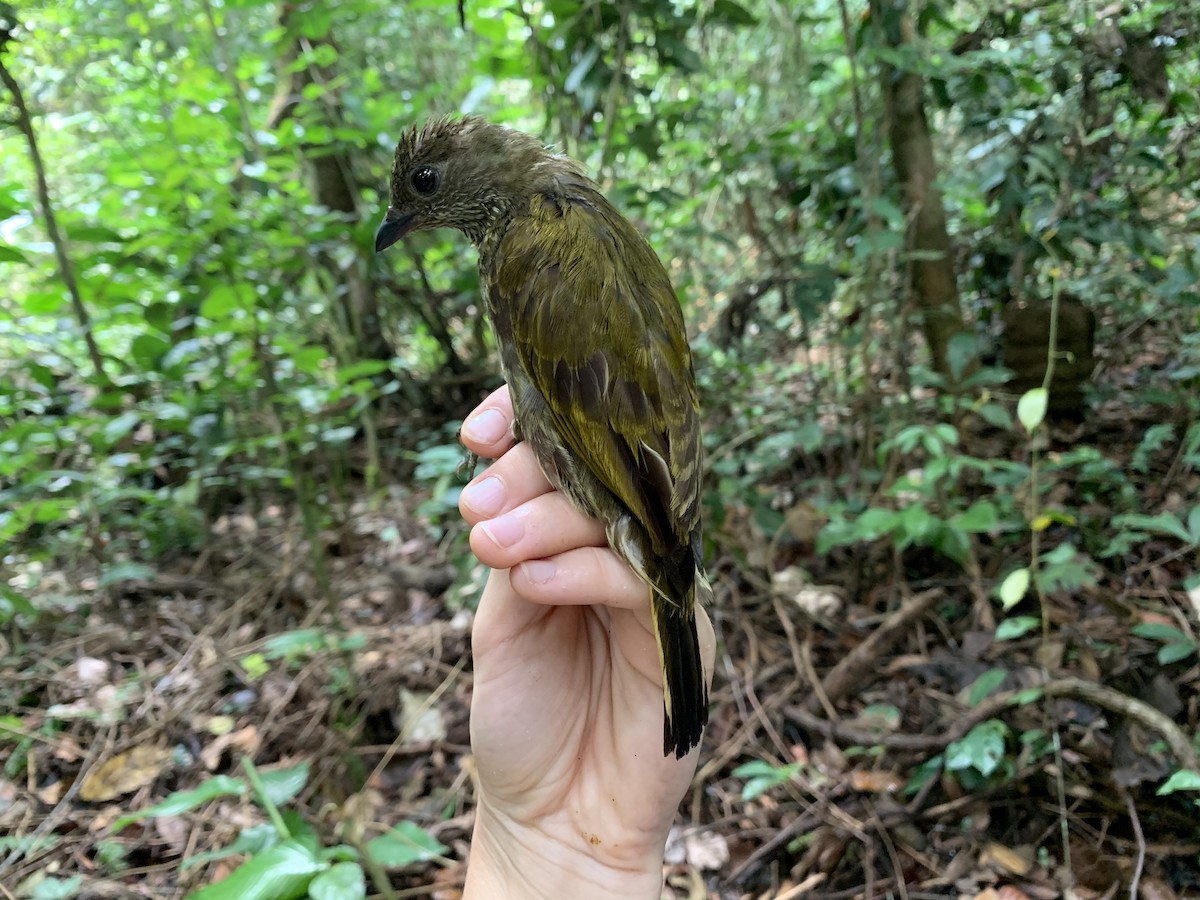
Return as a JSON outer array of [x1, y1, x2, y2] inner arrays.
[[709, 0, 758, 26], [563, 45, 600, 94], [1157, 770, 1200, 795], [1157, 642, 1197, 665], [185, 839, 325, 900], [181, 824, 278, 871], [365, 822, 448, 868], [98, 562, 157, 587], [258, 761, 310, 807], [30, 875, 83, 899], [945, 720, 1009, 777], [952, 500, 998, 532], [263, 629, 325, 660], [0, 584, 36, 618], [1114, 513, 1192, 544], [1132, 622, 1192, 643], [0, 244, 30, 264], [308, 862, 366, 900], [967, 668, 1008, 706], [113, 775, 246, 832], [1016, 388, 1048, 432], [995, 616, 1039, 641], [997, 568, 1030, 609]]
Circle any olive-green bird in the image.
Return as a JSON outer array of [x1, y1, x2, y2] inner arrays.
[[375, 116, 709, 758]]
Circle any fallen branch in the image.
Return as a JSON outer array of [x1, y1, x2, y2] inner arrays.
[[803, 589, 942, 712]]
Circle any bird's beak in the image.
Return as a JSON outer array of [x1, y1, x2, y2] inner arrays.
[[374, 208, 417, 252]]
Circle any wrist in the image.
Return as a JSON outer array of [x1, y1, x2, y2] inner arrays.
[[463, 802, 664, 900]]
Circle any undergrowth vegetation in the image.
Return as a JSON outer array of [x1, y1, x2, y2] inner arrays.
[[1, 0, 1198, 897]]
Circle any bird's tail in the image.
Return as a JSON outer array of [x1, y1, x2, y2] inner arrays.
[[652, 572, 710, 759]]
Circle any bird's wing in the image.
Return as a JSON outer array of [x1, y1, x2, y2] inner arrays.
[[485, 189, 702, 557]]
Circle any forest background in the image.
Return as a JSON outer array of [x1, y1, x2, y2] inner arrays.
[[1, 0, 1199, 897]]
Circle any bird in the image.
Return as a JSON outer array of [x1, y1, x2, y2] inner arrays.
[[374, 116, 709, 758]]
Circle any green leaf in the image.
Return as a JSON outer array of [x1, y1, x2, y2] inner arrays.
[[995, 616, 1039, 641], [967, 668, 1008, 706], [30, 876, 83, 899], [1016, 388, 1048, 432], [22, 290, 64, 314], [0, 244, 31, 264], [199, 285, 246, 320], [98, 562, 157, 587], [185, 839, 325, 900], [1114, 513, 1193, 544], [257, 761, 310, 807], [952, 500, 998, 533], [1157, 770, 1200, 795], [1132, 622, 1192, 643], [131, 333, 171, 368], [365, 822, 448, 869], [0, 584, 36, 618], [113, 776, 246, 832], [262, 629, 325, 660], [997, 568, 1030, 610], [731, 760, 782, 778], [1157, 642, 1198, 665], [181, 824, 278, 871], [103, 411, 141, 445], [563, 45, 600, 94], [308, 862, 366, 900], [945, 720, 1009, 777], [710, 0, 758, 25]]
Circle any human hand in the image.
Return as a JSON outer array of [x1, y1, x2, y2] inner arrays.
[[456, 384, 716, 900]]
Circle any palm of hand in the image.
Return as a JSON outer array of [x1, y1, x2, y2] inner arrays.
[[457, 386, 714, 867]]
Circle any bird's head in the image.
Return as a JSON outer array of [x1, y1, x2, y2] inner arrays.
[[374, 116, 554, 251]]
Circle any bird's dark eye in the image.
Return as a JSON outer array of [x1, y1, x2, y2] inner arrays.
[[409, 165, 440, 196]]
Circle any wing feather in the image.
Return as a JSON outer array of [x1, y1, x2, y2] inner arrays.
[[487, 188, 701, 555]]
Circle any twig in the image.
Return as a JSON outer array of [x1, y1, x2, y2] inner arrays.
[[727, 810, 822, 884], [804, 589, 942, 711], [792, 676, 1198, 772], [0, 53, 110, 386], [1123, 788, 1146, 900], [774, 873, 828, 899]]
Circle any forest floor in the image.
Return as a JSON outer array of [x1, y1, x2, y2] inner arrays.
[[2, 338, 1199, 899]]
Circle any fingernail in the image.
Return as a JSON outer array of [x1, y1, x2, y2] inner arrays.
[[462, 408, 508, 445], [462, 476, 505, 517], [521, 559, 556, 584], [480, 513, 523, 549]]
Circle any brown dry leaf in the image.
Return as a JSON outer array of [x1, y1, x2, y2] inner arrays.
[[974, 890, 1002, 900], [336, 788, 383, 844], [154, 814, 189, 855], [979, 842, 1034, 876], [200, 725, 260, 771], [36, 780, 65, 805], [849, 769, 903, 793], [53, 734, 85, 763], [1138, 877, 1180, 900], [80, 744, 172, 802], [996, 886, 1033, 900]]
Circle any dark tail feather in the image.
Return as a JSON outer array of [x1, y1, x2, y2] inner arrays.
[[653, 587, 709, 759]]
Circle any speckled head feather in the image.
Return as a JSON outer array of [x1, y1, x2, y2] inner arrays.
[[377, 116, 584, 247]]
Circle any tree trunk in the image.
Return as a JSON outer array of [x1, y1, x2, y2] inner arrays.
[[872, 0, 967, 381]]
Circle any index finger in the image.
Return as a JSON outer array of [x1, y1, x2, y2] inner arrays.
[[460, 384, 516, 459]]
